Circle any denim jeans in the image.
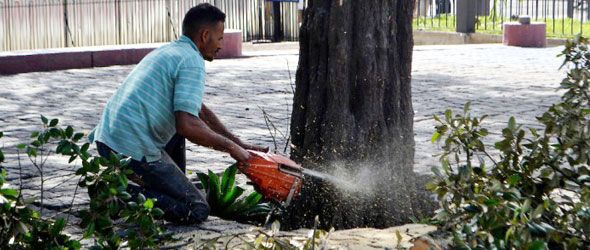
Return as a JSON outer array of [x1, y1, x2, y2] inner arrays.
[[96, 135, 209, 224]]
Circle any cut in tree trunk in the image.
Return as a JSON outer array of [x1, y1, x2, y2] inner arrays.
[[282, 0, 434, 229]]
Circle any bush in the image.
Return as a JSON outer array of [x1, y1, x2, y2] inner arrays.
[[0, 132, 80, 249], [0, 118, 169, 249], [428, 36, 590, 249], [197, 164, 271, 222]]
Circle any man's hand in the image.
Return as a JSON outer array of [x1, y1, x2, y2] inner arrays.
[[229, 143, 250, 163]]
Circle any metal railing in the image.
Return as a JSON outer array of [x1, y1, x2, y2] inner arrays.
[[1, 0, 302, 51], [414, 0, 590, 36]]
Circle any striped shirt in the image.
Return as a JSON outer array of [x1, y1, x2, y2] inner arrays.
[[89, 35, 205, 162]]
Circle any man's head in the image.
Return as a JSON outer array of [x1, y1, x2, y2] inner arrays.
[[182, 4, 226, 61]]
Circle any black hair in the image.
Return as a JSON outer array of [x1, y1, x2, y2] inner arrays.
[[182, 3, 226, 38]]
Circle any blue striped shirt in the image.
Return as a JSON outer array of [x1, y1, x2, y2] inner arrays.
[[89, 35, 205, 162]]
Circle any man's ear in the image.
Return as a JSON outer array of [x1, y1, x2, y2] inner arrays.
[[199, 29, 210, 44]]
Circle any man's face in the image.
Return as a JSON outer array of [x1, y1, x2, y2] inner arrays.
[[199, 22, 224, 61]]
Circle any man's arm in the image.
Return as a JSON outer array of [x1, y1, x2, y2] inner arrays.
[[199, 104, 268, 152], [175, 111, 250, 163]]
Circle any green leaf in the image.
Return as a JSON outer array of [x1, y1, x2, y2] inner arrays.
[[494, 140, 511, 151], [431, 131, 441, 143], [508, 116, 516, 130], [65, 126, 74, 138], [119, 191, 132, 200], [144, 199, 154, 209], [484, 198, 500, 206], [83, 222, 95, 238], [127, 201, 138, 208], [1, 188, 19, 199], [528, 240, 547, 250], [238, 192, 263, 213], [27, 148, 37, 157], [137, 193, 146, 203], [444, 109, 452, 122], [51, 218, 66, 236], [431, 166, 442, 177], [80, 143, 90, 153], [223, 186, 245, 208], [241, 203, 271, 217], [508, 174, 522, 186], [17, 143, 26, 149], [207, 170, 221, 208], [0, 151, 4, 163], [220, 164, 237, 194], [220, 164, 238, 206], [537, 222, 555, 232], [527, 222, 548, 237], [425, 182, 438, 191], [152, 208, 164, 217], [49, 118, 59, 127], [41, 115, 48, 125], [30, 131, 39, 138], [463, 101, 471, 114], [197, 173, 209, 191], [433, 114, 442, 123], [73, 133, 84, 141]]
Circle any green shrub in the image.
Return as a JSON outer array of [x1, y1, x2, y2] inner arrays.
[[197, 164, 271, 222], [0, 132, 80, 249], [429, 36, 590, 249], [1, 117, 170, 249]]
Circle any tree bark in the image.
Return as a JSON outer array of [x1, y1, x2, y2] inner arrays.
[[282, 0, 434, 229]]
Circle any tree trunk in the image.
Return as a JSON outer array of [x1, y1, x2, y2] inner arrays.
[[282, 0, 434, 229]]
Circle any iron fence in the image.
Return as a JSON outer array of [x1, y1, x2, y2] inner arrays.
[[1, 0, 303, 51], [414, 0, 590, 36]]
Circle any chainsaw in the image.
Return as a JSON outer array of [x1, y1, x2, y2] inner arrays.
[[237, 150, 352, 207]]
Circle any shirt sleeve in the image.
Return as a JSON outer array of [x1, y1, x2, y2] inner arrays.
[[174, 59, 205, 118]]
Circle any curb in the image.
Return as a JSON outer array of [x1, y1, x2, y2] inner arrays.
[[0, 45, 159, 75], [414, 30, 567, 47]]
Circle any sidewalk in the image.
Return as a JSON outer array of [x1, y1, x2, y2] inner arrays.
[[0, 43, 566, 248]]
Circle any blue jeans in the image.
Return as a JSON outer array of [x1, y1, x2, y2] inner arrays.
[[96, 135, 209, 224]]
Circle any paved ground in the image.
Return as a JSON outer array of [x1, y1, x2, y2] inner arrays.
[[0, 43, 566, 247]]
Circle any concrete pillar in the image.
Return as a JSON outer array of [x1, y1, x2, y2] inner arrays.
[[456, 0, 476, 33]]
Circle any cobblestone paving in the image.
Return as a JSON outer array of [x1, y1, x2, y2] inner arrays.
[[0, 44, 566, 244]]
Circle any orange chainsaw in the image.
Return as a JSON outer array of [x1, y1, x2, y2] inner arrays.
[[237, 150, 304, 206], [237, 150, 354, 206]]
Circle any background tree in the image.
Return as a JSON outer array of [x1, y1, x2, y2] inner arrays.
[[282, 0, 434, 229]]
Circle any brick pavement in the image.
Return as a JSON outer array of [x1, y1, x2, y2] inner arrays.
[[0, 43, 566, 245]]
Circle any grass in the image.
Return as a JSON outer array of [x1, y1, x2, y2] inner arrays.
[[413, 14, 590, 39]]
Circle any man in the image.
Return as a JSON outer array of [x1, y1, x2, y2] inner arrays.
[[89, 3, 266, 224]]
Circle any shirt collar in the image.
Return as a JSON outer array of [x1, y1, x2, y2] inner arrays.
[[179, 35, 199, 52]]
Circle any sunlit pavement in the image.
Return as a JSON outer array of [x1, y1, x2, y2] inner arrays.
[[0, 43, 565, 244]]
